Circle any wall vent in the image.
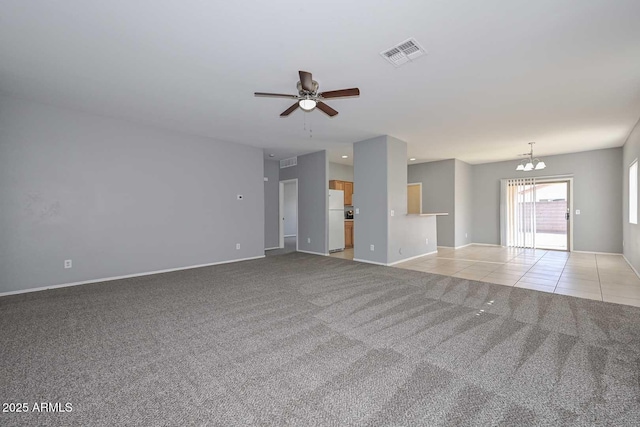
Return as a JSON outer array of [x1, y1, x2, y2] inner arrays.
[[380, 38, 427, 67], [280, 157, 297, 168]]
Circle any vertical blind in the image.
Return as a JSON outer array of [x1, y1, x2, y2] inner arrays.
[[630, 160, 638, 225], [505, 178, 536, 248]]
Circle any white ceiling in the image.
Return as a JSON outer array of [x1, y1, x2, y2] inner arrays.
[[2, 0, 640, 165]]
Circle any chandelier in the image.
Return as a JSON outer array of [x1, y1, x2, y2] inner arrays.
[[516, 142, 546, 171]]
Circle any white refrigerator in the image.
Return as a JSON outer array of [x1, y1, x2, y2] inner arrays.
[[328, 189, 345, 252]]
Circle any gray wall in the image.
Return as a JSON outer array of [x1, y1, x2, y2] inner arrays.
[[279, 151, 328, 255], [454, 159, 473, 247], [387, 136, 438, 264], [283, 181, 297, 236], [329, 162, 354, 182], [623, 119, 640, 273], [0, 96, 265, 294], [354, 135, 438, 265], [472, 148, 623, 253], [353, 136, 388, 264], [408, 159, 455, 247], [263, 159, 279, 249]]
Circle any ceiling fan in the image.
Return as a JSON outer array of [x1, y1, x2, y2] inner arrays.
[[255, 70, 360, 117]]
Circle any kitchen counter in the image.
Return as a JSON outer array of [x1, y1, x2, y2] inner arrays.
[[345, 219, 354, 222]]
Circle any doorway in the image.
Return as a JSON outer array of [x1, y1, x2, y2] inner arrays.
[[279, 179, 298, 252], [407, 183, 422, 214], [501, 177, 572, 251], [534, 181, 570, 250]]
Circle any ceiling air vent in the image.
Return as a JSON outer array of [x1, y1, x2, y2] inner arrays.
[[280, 157, 297, 168], [380, 38, 427, 67]]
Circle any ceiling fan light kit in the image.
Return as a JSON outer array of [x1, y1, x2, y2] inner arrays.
[[516, 142, 546, 172], [298, 98, 317, 111], [255, 70, 360, 117]]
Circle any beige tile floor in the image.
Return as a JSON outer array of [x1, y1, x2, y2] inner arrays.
[[329, 248, 354, 260], [393, 245, 640, 307]]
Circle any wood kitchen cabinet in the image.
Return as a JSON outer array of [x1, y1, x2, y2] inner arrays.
[[344, 221, 354, 249], [329, 180, 354, 206], [329, 180, 344, 191], [344, 181, 353, 206]]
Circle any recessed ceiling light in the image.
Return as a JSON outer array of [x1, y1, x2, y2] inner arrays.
[[341, 155, 348, 159], [269, 154, 275, 157], [409, 158, 416, 161]]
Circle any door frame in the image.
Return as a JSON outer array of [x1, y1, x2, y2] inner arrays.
[[500, 175, 573, 251], [279, 179, 299, 250], [407, 182, 423, 214], [533, 177, 573, 252]]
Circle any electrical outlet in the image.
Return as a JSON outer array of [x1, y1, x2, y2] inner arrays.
[[370, 244, 375, 251], [355, 208, 359, 214], [64, 259, 72, 269], [263, 177, 268, 181], [465, 233, 468, 238], [425, 238, 429, 245], [307, 238, 311, 243], [236, 243, 240, 250], [237, 194, 243, 200], [575, 209, 580, 215]]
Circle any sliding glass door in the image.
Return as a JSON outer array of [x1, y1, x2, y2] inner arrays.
[[501, 178, 571, 251], [534, 181, 568, 250]]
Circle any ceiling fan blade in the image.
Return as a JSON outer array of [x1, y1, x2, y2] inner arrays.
[[316, 102, 338, 117], [280, 102, 300, 117], [319, 88, 360, 99], [299, 71, 314, 92], [254, 92, 298, 99]]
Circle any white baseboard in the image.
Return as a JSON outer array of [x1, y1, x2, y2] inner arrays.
[[572, 250, 623, 255], [284, 234, 297, 238], [454, 243, 473, 249], [264, 247, 280, 251], [388, 250, 438, 266], [353, 258, 387, 266], [623, 255, 640, 279], [438, 243, 502, 249], [0, 255, 266, 298], [297, 249, 328, 257]]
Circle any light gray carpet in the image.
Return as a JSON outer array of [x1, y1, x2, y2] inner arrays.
[[1, 253, 640, 426]]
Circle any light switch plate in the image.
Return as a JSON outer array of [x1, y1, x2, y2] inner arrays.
[[390, 210, 395, 217], [355, 208, 359, 214]]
